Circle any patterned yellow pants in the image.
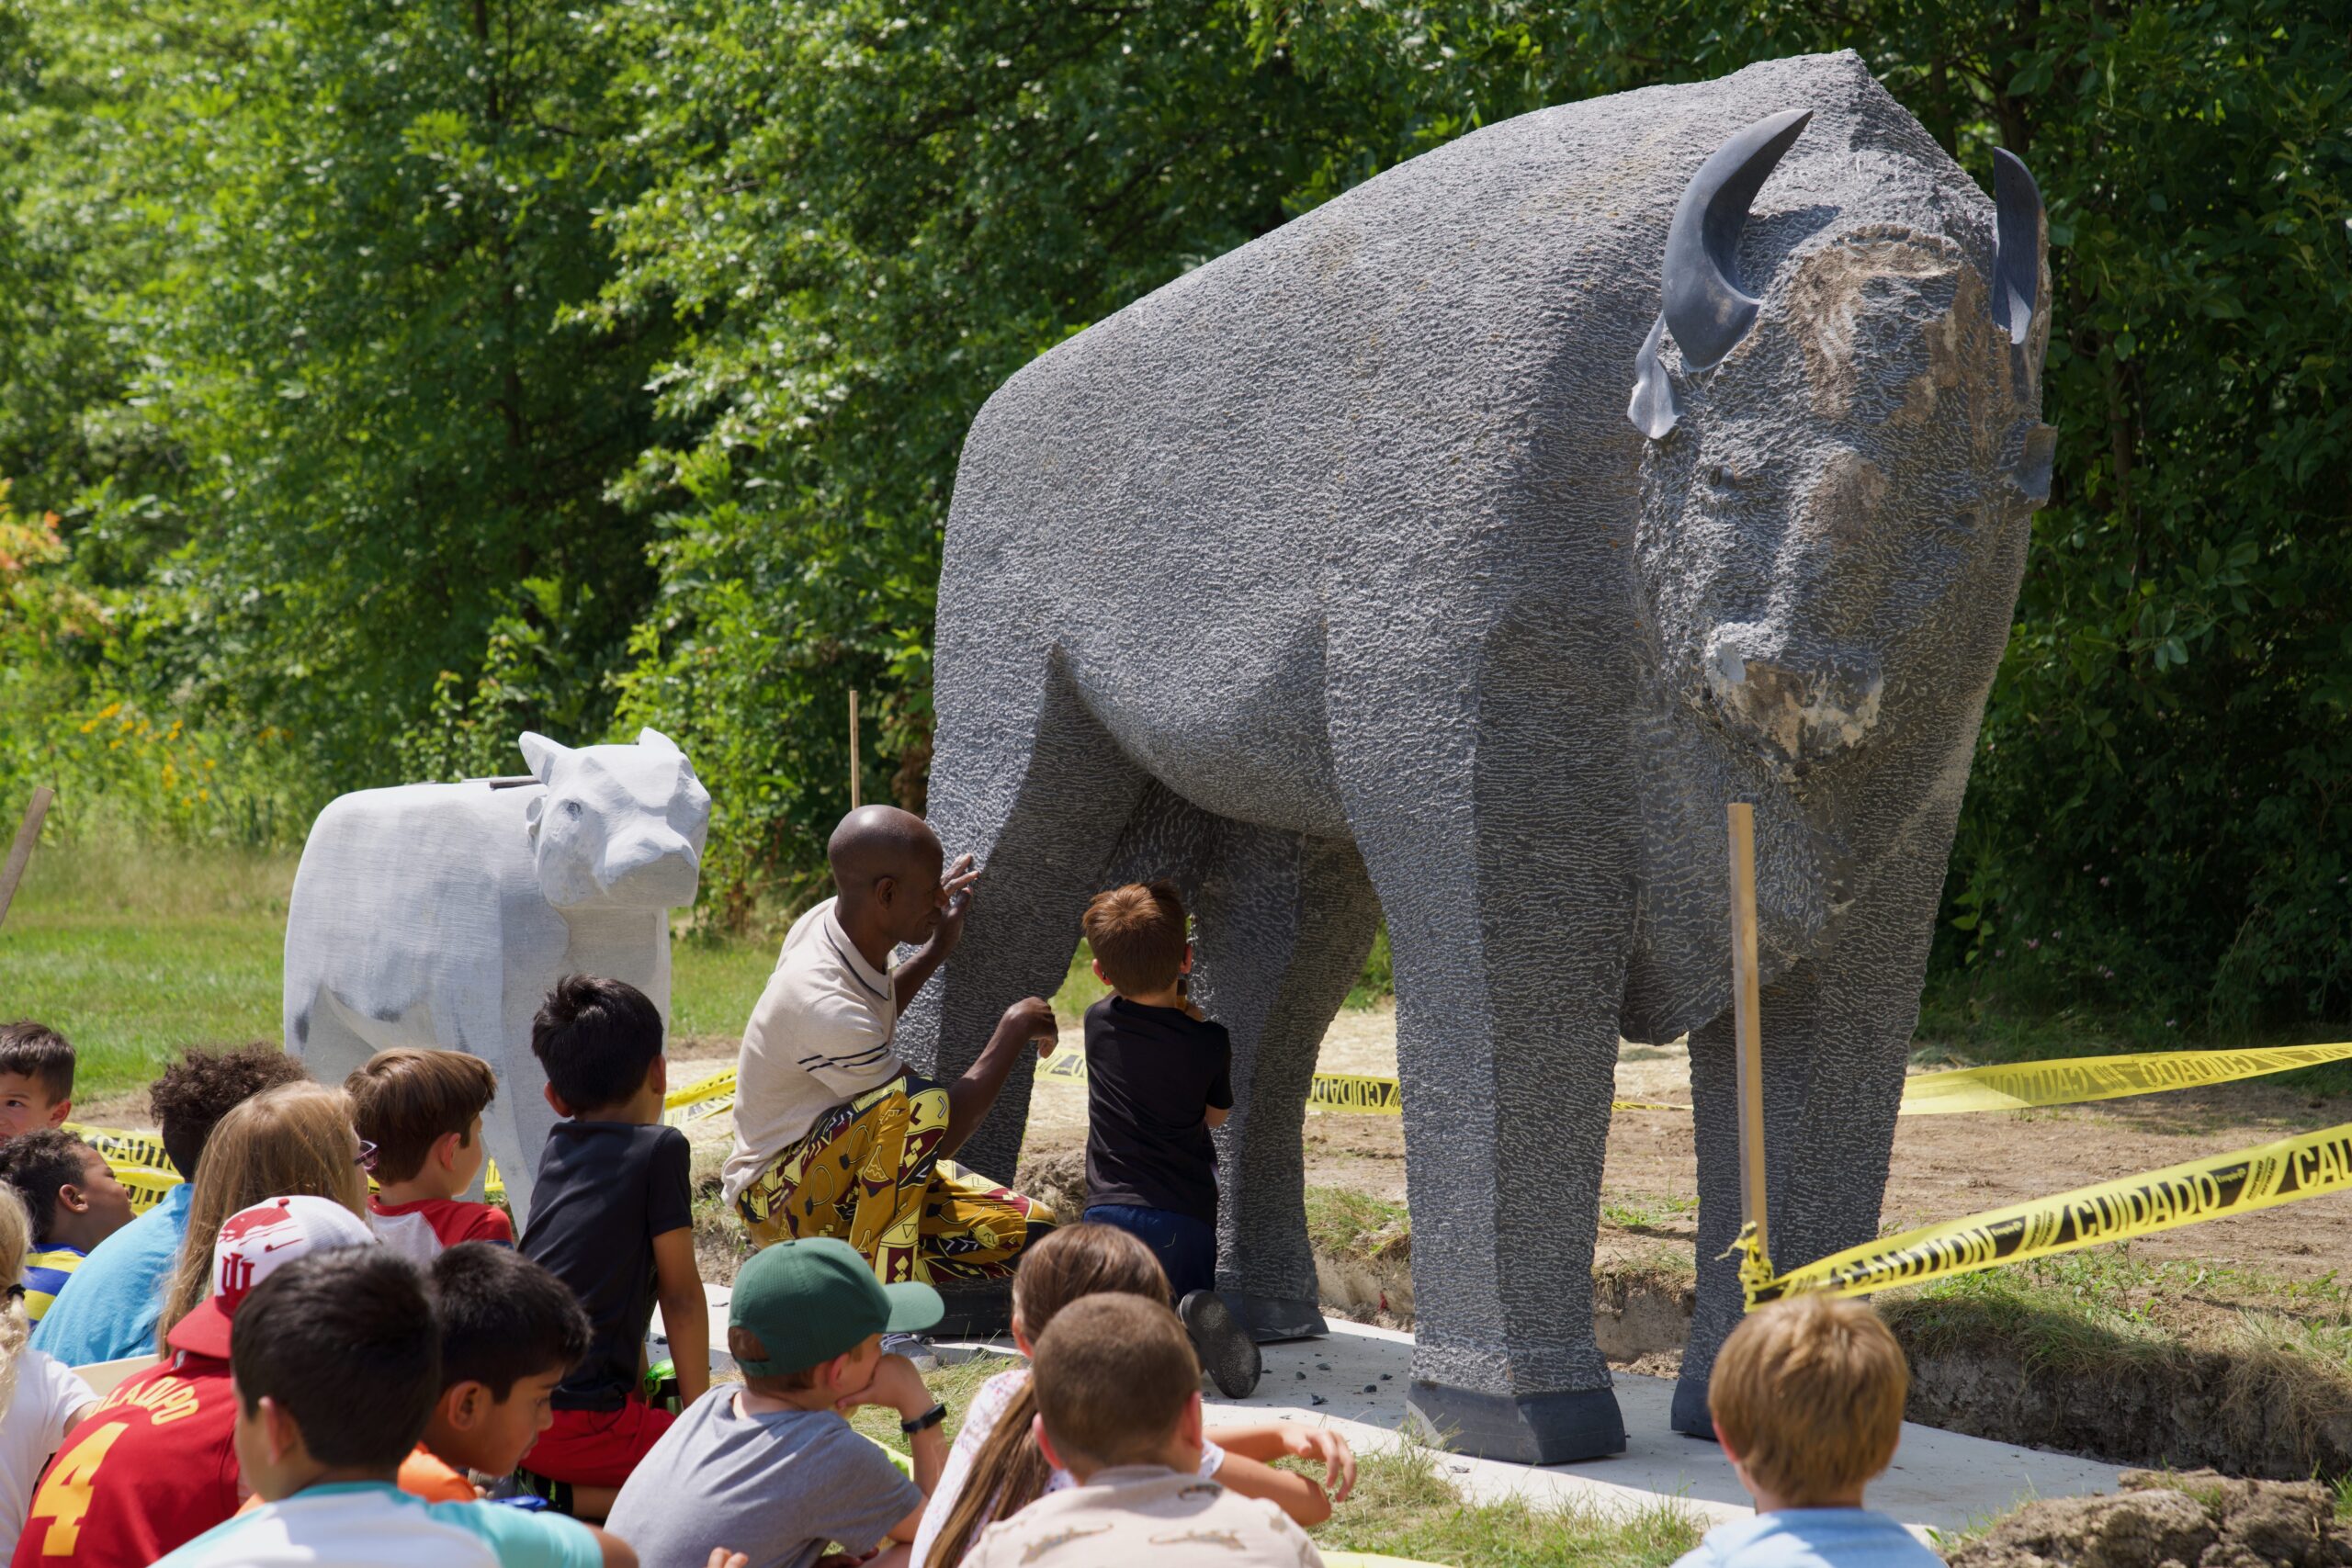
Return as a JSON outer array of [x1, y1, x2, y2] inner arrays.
[[734, 1074, 1055, 1286]]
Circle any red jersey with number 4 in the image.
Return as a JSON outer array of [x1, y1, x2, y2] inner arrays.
[[11, 1352, 240, 1568]]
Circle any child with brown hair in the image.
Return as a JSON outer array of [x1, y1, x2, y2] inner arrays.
[[1077, 880, 1259, 1395], [961, 1293, 1323, 1568], [1674, 1295, 1941, 1568], [346, 1048, 512, 1263], [0, 1024, 74, 1141], [156, 1079, 371, 1349], [914, 1223, 1352, 1568]]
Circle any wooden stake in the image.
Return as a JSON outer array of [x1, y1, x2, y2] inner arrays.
[[1725, 801, 1770, 1269], [847, 689, 862, 811], [0, 787, 55, 934]]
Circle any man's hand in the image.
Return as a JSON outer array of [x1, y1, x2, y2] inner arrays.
[[836, 1351, 935, 1422], [931, 853, 980, 958], [1281, 1427, 1358, 1501], [706, 1553, 751, 1568], [995, 996, 1058, 1058]]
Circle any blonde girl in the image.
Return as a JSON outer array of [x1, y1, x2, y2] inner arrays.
[[0, 1183, 99, 1556], [156, 1080, 369, 1349], [915, 1224, 1355, 1568]]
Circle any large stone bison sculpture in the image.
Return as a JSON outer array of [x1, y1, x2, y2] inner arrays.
[[899, 50, 2053, 1462]]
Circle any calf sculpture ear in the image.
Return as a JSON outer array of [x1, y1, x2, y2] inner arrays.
[[518, 731, 572, 784], [1629, 107, 1812, 439], [1990, 149, 2042, 346]]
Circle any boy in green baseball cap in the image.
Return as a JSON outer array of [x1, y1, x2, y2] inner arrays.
[[604, 1236, 949, 1568]]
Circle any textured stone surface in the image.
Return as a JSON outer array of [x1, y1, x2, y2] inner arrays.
[[284, 731, 709, 1215], [899, 49, 2051, 1461]]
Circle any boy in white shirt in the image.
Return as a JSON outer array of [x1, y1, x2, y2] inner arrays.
[[962, 1293, 1323, 1568]]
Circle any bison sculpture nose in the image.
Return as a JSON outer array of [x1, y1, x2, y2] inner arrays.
[[1702, 630, 1883, 769]]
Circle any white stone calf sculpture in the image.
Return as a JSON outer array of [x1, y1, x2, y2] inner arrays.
[[283, 729, 710, 1214]]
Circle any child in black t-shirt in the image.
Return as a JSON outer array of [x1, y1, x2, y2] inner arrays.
[[1079, 880, 1261, 1397], [516, 974, 707, 1518]]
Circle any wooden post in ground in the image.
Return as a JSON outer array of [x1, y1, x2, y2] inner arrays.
[[1725, 801, 1770, 1270], [0, 786, 55, 934], [847, 689, 862, 811]]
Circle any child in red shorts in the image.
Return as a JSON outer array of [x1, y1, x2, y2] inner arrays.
[[517, 975, 707, 1517]]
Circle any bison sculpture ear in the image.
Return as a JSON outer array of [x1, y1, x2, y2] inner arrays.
[[1628, 107, 1813, 439], [1991, 149, 2042, 346], [518, 730, 572, 785]]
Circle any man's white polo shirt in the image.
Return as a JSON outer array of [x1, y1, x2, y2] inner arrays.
[[723, 897, 905, 1206]]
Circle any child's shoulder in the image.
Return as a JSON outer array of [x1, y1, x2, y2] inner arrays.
[[1699, 1508, 1938, 1568]]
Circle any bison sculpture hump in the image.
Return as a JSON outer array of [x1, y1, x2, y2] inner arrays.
[[899, 49, 2052, 1465]]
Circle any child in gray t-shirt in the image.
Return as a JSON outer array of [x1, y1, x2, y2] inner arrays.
[[605, 1238, 948, 1568]]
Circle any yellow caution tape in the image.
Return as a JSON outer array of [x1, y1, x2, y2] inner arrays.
[[1036, 1049, 1679, 1116], [69, 1069, 741, 1213], [1900, 1041, 2352, 1115], [1740, 1118, 2352, 1309]]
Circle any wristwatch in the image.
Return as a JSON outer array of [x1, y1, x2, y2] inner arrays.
[[901, 1402, 949, 1435]]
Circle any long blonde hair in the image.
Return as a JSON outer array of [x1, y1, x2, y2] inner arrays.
[[158, 1080, 368, 1350], [926, 1224, 1170, 1568], [0, 1186, 32, 1411]]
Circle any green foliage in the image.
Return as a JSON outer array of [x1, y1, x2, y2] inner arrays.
[[1929, 6, 2352, 1026], [1, 0, 2343, 1021]]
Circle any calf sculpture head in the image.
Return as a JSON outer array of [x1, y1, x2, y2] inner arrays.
[[519, 728, 712, 910], [1629, 109, 2056, 791]]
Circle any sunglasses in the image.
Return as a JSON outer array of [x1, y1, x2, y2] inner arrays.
[[356, 1139, 379, 1174]]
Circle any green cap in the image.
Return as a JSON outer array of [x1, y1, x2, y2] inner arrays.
[[729, 1237, 944, 1376]]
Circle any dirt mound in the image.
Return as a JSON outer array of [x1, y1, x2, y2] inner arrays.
[[1886, 1297, 2352, 1481], [1950, 1471, 2352, 1568]]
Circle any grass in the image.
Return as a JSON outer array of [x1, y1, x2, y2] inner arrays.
[[1601, 1192, 1700, 1233], [843, 1356, 1704, 1568], [0, 837, 779, 1102], [1306, 1187, 1413, 1262]]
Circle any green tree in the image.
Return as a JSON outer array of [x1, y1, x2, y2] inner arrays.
[[593, 1, 1380, 915], [142, 0, 676, 786]]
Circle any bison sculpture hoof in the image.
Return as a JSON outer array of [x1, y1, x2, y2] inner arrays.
[[1406, 1383, 1629, 1465], [1223, 1292, 1328, 1345]]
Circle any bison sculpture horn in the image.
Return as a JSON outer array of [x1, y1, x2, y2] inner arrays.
[[1628, 107, 1813, 437]]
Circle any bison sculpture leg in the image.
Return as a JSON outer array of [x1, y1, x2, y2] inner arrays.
[[1333, 604, 1640, 1464], [1674, 864, 1943, 1435], [898, 662, 1150, 1188]]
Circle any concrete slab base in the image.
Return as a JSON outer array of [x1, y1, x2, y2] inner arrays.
[[673, 1294, 2124, 1539]]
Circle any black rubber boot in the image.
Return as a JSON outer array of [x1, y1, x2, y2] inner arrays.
[[1180, 1290, 1263, 1398]]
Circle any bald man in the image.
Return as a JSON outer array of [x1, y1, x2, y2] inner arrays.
[[725, 806, 1058, 1297]]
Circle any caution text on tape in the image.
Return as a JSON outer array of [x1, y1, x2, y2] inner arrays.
[[1741, 1117, 2352, 1308]]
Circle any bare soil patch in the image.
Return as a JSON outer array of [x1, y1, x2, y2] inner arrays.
[[1031, 1004, 2352, 1292], [1950, 1470, 2352, 1568]]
